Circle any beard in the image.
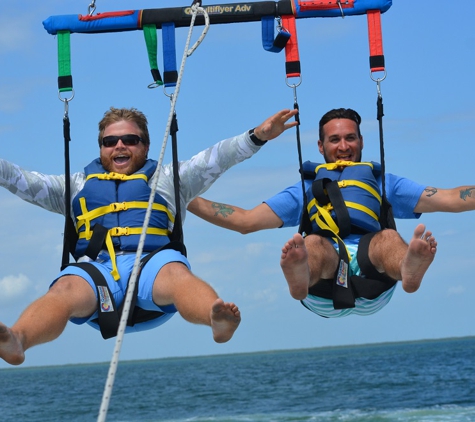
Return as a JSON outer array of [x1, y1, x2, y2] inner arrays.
[[100, 149, 148, 175]]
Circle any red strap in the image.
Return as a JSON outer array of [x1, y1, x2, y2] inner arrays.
[[299, 0, 354, 11], [367, 10, 385, 73], [282, 15, 300, 78], [79, 10, 135, 21]]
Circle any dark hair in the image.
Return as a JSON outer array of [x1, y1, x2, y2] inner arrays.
[[318, 108, 362, 141], [97, 107, 150, 147]]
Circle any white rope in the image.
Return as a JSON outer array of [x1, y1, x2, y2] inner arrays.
[[96, 5, 209, 422]]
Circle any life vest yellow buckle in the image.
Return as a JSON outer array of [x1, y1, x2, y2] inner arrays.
[[110, 202, 128, 212], [110, 227, 130, 236]]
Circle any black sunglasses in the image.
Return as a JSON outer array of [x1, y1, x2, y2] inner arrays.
[[101, 134, 143, 148]]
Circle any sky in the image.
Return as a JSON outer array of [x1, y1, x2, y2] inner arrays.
[[0, 1, 474, 371]]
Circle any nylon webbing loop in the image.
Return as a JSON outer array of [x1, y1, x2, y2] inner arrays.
[[143, 24, 163, 86], [162, 22, 178, 87], [367, 10, 385, 73], [169, 112, 185, 245], [261, 16, 290, 53], [376, 93, 395, 230], [60, 111, 75, 270], [57, 30, 73, 92], [282, 15, 300, 78]]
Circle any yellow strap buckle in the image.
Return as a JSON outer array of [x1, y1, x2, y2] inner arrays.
[[110, 227, 130, 236], [110, 202, 128, 212]]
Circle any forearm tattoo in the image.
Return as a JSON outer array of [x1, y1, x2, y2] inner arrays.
[[211, 202, 235, 218], [424, 187, 438, 197], [460, 187, 475, 201]]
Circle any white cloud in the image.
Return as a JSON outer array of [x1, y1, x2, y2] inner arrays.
[[447, 285, 466, 296], [0, 14, 35, 55], [0, 273, 33, 304], [244, 242, 268, 255], [243, 286, 280, 306]]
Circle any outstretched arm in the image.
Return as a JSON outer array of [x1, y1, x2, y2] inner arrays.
[[187, 197, 283, 234], [251, 108, 299, 142], [414, 186, 475, 213]]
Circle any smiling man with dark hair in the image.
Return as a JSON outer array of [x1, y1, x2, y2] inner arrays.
[[188, 107, 475, 318]]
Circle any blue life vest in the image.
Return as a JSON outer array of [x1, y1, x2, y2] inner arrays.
[[303, 160, 382, 238], [72, 158, 174, 279]]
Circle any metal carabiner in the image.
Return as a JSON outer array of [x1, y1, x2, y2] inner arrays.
[[88, 0, 97, 16], [337, 0, 345, 19], [58, 90, 75, 117], [147, 81, 162, 89], [370, 70, 387, 98], [163, 87, 174, 100], [286, 76, 302, 90]]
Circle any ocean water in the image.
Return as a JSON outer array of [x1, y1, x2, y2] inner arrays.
[[1, 337, 474, 422]]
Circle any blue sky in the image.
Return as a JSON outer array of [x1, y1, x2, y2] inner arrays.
[[1, 1, 474, 370]]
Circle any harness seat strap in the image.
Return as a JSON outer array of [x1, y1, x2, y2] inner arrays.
[[67, 262, 120, 339], [261, 15, 291, 53], [367, 10, 385, 72], [162, 22, 178, 87], [282, 15, 300, 78]]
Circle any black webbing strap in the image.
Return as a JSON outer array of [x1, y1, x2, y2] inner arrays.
[[169, 112, 185, 247], [376, 95, 396, 231], [67, 262, 120, 339], [60, 97, 76, 270], [289, 91, 310, 238], [83, 224, 109, 261], [311, 178, 352, 239], [351, 231, 397, 298]]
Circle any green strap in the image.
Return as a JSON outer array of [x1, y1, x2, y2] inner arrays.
[[143, 24, 163, 86], [57, 30, 73, 92]]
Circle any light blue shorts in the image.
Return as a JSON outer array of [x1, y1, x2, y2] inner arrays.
[[52, 248, 190, 333]]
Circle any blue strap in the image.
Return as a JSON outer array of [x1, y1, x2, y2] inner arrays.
[[261, 16, 290, 53], [162, 22, 178, 87]]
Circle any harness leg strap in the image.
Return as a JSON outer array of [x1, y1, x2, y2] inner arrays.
[[67, 262, 120, 340], [351, 231, 397, 299]]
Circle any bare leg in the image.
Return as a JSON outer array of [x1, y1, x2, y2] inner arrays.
[[0, 276, 97, 365], [280, 233, 339, 300], [153, 263, 240, 343], [369, 224, 437, 293], [400, 224, 437, 293]]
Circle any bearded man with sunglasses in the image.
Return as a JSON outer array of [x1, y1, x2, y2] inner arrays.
[[0, 106, 297, 366]]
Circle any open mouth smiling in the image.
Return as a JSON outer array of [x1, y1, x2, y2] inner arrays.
[[114, 155, 130, 164]]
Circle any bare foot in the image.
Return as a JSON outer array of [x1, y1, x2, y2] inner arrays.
[[210, 299, 241, 343], [280, 233, 310, 300], [401, 224, 437, 293], [0, 322, 25, 365]]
